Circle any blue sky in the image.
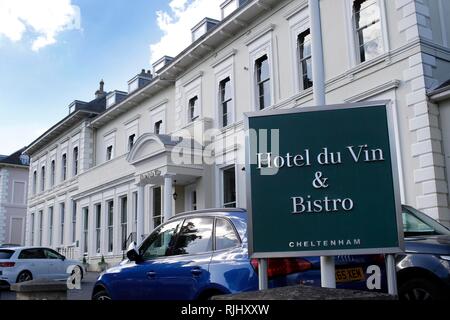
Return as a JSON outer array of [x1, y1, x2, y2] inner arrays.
[[0, 0, 222, 155]]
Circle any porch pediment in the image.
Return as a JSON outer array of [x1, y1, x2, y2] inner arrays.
[[127, 133, 182, 165], [127, 133, 205, 185]]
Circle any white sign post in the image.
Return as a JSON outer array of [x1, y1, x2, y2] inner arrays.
[[309, 0, 336, 288]]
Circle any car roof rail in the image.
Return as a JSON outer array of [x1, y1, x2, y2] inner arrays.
[[169, 208, 247, 220]]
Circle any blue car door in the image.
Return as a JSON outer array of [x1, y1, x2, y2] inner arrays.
[[208, 217, 258, 294], [152, 217, 214, 300], [109, 219, 183, 300]]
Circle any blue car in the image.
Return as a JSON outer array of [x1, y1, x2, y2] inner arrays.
[[91, 208, 386, 300]]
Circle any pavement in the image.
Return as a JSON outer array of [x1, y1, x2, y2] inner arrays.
[[0, 272, 100, 300]]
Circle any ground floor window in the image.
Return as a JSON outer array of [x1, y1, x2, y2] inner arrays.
[[38, 211, 43, 246], [48, 207, 53, 246], [71, 200, 77, 243], [31, 212, 35, 245], [107, 200, 114, 253], [82, 207, 89, 254], [222, 166, 236, 208], [60, 203, 65, 245], [121, 196, 128, 250], [153, 187, 162, 227], [95, 204, 101, 254], [133, 192, 138, 236]]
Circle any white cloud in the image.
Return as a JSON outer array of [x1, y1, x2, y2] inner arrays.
[[0, 0, 81, 51], [150, 0, 223, 64]]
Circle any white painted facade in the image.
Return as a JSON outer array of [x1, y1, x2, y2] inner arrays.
[[25, 0, 450, 268], [0, 158, 29, 246]]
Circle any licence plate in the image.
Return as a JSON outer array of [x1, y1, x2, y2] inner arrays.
[[335, 267, 364, 283]]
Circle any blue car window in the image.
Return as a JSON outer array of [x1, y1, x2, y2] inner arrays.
[[140, 220, 182, 260], [215, 218, 239, 251], [18, 249, 46, 259], [173, 217, 214, 255], [44, 249, 62, 259]]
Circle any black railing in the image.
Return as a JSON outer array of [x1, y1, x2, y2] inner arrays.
[[122, 232, 137, 259]]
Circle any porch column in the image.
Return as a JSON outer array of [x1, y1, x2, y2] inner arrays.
[[137, 183, 145, 245], [163, 174, 174, 223]]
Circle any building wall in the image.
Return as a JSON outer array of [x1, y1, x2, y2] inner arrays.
[[26, 120, 88, 248], [0, 167, 28, 245]]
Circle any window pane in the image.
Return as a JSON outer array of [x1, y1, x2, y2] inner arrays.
[[222, 101, 229, 127], [189, 96, 198, 121], [354, 0, 382, 63], [223, 167, 236, 207], [173, 217, 214, 255], [140, 220, 181, 259], [257, 56, 270, 82], [215, 218, 239, 250], [358, 22, 382, 45], [262, 81, 271, 109], [44, 249, 61, 259], [303, 58, 313, 89], [223, 78, 232, 101], [220, 77, 232, 127], [360, 37, 382, 62], [299, 31, 312, 60], [355, 1, 380, 29], [153, 187, 161, 216]]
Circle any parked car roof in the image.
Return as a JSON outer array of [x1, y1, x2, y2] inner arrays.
[[169, 208, 247, 220]]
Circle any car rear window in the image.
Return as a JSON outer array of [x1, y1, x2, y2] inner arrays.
[[0, 250, 14, 259]]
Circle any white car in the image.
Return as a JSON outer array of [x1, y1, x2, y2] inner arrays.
[[0, 246, 85, 288]]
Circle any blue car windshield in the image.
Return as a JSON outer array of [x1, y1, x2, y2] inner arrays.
[[403, 206, 450, 237]]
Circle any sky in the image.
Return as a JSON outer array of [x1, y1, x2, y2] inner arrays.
[[0, 0, 223, 155]]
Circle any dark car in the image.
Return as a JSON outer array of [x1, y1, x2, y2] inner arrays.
[[91, 206, 450, 300], [397, 205, 450, 300]]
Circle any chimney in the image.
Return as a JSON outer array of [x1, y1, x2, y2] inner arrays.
[[95, 79, 106, 99]]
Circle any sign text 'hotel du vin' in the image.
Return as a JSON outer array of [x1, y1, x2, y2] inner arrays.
[[245, 102, 404, 258]]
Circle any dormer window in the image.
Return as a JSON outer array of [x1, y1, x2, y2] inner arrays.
[[191, 18, 219, 43], [68, 100, 87, 114], [128, 70, 152, 93], [106, 91, 127, 108], [221, 0, 238, 19], [152, 57, 174, 75]]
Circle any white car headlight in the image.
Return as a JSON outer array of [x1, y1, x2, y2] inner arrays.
[[440, 255, 450, 261]]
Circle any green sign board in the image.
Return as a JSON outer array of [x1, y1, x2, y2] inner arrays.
[[245, 102, 404, 258]]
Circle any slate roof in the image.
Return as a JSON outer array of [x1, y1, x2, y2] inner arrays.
[[0, 147, 29, 167], [25, 94, 107, 155]]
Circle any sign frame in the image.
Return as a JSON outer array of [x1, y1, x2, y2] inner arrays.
[[244, 100, 404, 258]]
